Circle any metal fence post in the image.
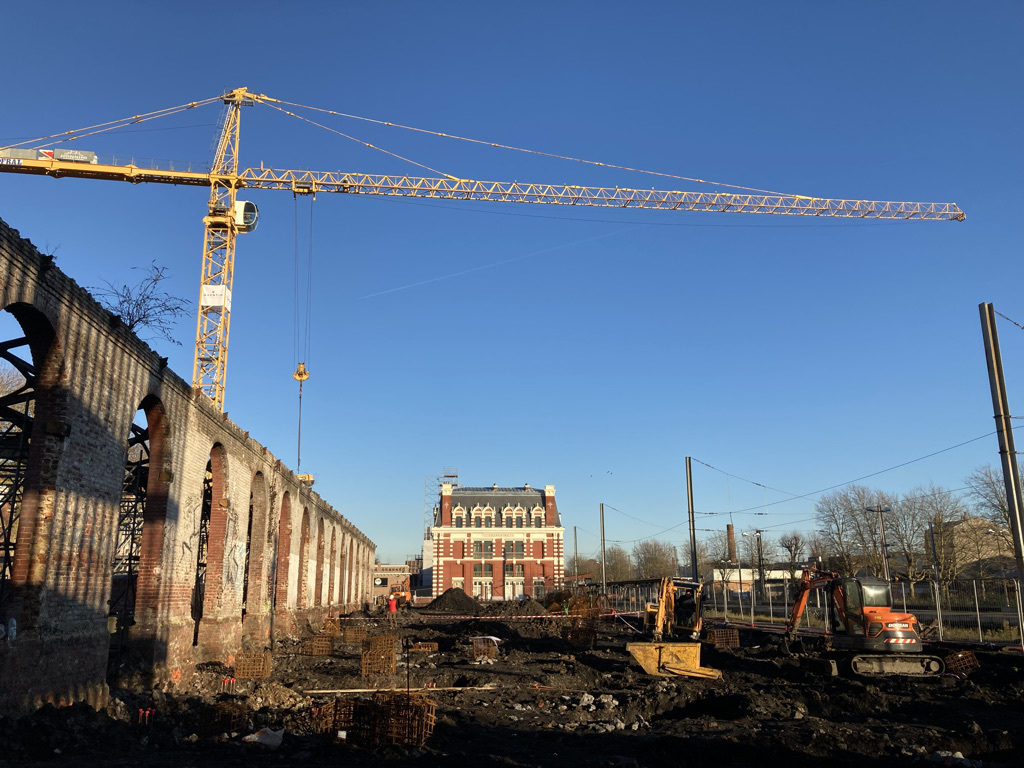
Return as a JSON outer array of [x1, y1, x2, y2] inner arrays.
[[1016, 579, 1024, 652], [972, 580, 983, 643], [932, 579, 944, 643]]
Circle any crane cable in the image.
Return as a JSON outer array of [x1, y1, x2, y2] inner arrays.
[[270, 96, 796, 198], [293, 193, 315, 474], [1, 95, 224, 151]]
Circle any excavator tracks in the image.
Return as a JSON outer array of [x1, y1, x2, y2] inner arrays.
[[849, 653, 945, 677]]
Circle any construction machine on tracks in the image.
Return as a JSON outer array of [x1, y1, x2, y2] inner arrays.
[[628, 577, 721, 679], [785, 567, 944, 676]]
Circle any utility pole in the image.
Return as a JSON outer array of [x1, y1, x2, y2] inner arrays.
[[573, 526, 579, 585], [867, 505, 893, 583], [600, 503, 607, 594], [686, 457, 699, 581], [980, 303, 1024, 580]]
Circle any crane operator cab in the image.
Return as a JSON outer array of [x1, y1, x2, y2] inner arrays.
[[234, 200, 259, 233], [203, 200, 259, 233]]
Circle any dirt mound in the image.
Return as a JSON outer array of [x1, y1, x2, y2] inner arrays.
[[423, 587, 482, 615], [485, 597, 548, 617]]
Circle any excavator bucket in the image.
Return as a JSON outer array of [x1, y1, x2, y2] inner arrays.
[[626, 642, 721, 679]]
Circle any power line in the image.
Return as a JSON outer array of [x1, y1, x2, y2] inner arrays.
[[692, 431, 995, 517]]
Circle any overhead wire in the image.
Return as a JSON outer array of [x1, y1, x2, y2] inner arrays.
[[691, 430, 996, 517], [592, 432, 999, 546]]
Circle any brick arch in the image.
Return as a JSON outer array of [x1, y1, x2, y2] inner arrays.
[[345, 537, 355, 608], [273, 492, 292, 610], [125, 395, 172, 654], [314, 518, 325, 607], [327, 528, 337, 606], [298, 508, 311, 609], [193, 443, 229, 645], [2, 301, 64, 622], [242, 471, 268, 627]]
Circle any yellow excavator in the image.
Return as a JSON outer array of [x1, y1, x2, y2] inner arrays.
[[643, 577, 704, 641], [629, 577, 720, 679]]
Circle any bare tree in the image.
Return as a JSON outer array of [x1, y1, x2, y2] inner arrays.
[[601, 545, 632, 582], [966, 464, 1016, 532], [678, 537, 711, 581], [564, 555, 600, 583], [814, 488, 858, 575], [703, 531, 734, 585], [896, 484, 969, 581], [815, 485, 897, 576], [778, 531, 805, 580], [0, 361, 23, 397], [89, 262, 191, 345], [632, 539, 677, 579]]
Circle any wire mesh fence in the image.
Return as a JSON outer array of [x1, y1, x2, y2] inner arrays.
[[703, 578, 1023, 648]]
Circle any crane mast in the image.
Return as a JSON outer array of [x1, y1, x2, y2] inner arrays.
[[194, 88, 251, 410], [0, 87, 967, 410]]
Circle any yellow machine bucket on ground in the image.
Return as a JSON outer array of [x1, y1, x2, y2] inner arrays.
[[626, 642, 721, 679]]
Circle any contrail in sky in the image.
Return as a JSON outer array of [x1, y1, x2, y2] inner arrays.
[[357, 227, 636, 300]]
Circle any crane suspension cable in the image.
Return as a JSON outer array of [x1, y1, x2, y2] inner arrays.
[[272, 96, 796, 197], [1, 95, 223, 150], [259, 101, 457, 179]]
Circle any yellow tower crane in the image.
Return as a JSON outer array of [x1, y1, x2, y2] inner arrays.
[[0, 87, 966, 411]]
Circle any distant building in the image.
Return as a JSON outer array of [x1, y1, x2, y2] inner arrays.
[[371, 562, 413, 603], [429, 483, 564, 600]]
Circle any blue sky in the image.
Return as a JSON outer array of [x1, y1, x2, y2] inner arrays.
[[1, 2, 1021, 564]]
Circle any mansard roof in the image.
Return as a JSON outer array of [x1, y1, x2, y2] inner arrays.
[[447, 485, 561, 526]]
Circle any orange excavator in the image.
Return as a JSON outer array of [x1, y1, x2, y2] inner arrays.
[[785, 568, 943, 676], [389, 577, 412, 606]]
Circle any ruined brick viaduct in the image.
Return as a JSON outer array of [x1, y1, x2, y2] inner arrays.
[[0, 217, 375, 714]]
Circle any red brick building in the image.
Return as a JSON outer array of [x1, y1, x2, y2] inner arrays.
[[429, 483, 564, 600]]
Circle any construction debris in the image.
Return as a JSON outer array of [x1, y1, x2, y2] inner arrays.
[[3, 605, 1020, 768]]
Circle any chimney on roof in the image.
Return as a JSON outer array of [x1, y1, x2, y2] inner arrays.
[[492, 483, 498, 490], [524, 483, 530, 490]]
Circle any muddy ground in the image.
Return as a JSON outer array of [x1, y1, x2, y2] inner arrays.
[[1, 598, 1022, 768]]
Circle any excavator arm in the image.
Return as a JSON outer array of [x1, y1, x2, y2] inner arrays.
[[785, 567, 842, 638]]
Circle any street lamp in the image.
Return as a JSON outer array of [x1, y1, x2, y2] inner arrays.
[[866, 505, 892, 583], [742, 530, 764, 602]]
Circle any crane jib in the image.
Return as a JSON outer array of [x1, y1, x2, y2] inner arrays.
[[0, 136, 966, 410]]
